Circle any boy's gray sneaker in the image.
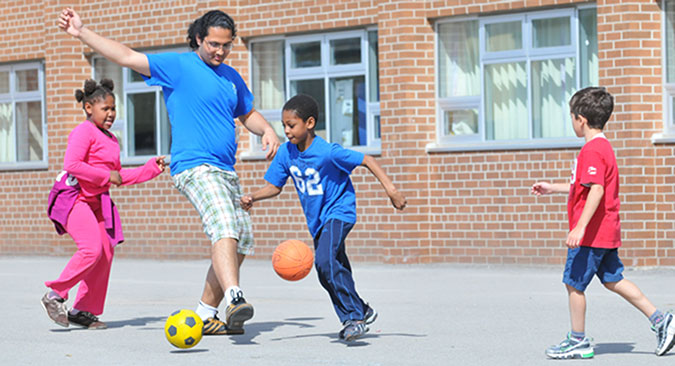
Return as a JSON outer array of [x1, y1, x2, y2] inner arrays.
[[363, 304, 378, 325], [339, 320, 369, 342], [40, 292, 68, 327], [545, 333, 594, 359], [654, 312, 675, 356]]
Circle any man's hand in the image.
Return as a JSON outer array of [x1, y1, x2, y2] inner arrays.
[[59, 8, 83, 37], [261, 129, 280, 160]]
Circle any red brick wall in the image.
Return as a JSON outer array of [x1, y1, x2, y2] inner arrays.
[[1, 0, 673, 266], [596, 0, 675, 266]]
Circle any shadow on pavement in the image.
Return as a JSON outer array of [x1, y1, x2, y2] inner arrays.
[[269, 330, 427, 344], [594, 342, 655, 355], [228, 318, 320, 345], [47, 316, 166, 331], [106, 316, 167, 329], [229, 316, 426, 346], [169, 349, 210, 354]]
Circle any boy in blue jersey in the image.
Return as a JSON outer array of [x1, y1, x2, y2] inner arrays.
[[241, 94, 407, 341]]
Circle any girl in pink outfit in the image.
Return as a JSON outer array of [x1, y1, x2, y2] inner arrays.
[[41, 79, 165, 329]]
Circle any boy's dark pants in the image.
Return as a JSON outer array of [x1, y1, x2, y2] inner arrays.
[[313, 218, 367, 323]]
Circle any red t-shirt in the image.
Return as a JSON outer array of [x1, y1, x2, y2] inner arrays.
[[567, 134, 621, 248]]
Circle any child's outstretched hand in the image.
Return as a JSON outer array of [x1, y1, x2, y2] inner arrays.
[[531, 181, 553, 196], [389, 189, 407, 210], [240, 194, 254, 211], [155, 155, 166, 172], [109, 170, 122, 186]]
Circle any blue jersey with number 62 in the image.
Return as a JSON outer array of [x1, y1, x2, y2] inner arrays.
[[264, 135, 365, 238]]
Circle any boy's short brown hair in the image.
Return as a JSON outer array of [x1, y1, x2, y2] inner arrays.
[[569, 87, 614, 130]]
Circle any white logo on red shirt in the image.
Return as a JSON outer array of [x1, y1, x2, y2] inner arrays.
[[588, 166, 597, 175]]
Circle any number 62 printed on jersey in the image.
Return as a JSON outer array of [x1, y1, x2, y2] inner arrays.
[[289, 166, 324, 196]]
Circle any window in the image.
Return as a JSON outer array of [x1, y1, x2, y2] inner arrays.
[[664, 0, 675, 134], [248, 29, 380, 155], [93, 48, 183, 162], [0, 62, 46, 169], [251, 39, 286, 141], [435, 7, 598, 150]]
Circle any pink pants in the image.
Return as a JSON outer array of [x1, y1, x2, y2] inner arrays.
[[45, 196, 115, 315]]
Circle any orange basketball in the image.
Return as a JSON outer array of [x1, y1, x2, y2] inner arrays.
[[272, 239, 314, 281]]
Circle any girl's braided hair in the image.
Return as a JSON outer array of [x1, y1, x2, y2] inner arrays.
[[75, 79, 115, 108]]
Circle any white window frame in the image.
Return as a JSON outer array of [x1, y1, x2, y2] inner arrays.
[[120, 64, 168, 164], [0, 61, 47, 170], [431, 7, 592, 152], [365, 27, 381, 146], [528, 9, 577, 58], [244, 29, 381, 159], [92, 47, 186, 164], [247, 35, 286, 155], [287, 30, 374, 146], [655, 0, 675, 143], [480, 13, 527, 62]]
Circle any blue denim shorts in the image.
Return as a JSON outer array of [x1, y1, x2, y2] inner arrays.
[[563, 246, 624, 291]]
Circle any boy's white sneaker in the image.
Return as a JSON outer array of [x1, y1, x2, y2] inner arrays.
[[545, 333, 594, 359], [654, 312, 675, 356]]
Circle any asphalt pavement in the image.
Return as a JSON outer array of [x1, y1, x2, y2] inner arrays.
[[2, 256, 674, 365]]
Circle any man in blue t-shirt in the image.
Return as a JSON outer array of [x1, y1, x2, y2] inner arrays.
[[241, 94, 406, 342], [60, 8, 280, 335]]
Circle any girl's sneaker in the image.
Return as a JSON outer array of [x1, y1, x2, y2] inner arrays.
[[545, 333, 594, 359], [68, 310, 107, 329], [40, 292, 68, 327], [654, 312, 675, 356]]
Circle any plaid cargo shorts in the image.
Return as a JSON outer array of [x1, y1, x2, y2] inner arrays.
[[172, 164, 254, 255]]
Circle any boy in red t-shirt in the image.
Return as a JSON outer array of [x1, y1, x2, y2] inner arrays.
[[532, 87, 674, 359]]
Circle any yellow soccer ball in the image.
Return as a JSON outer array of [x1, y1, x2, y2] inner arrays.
[[164, 309, 204, 349]]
